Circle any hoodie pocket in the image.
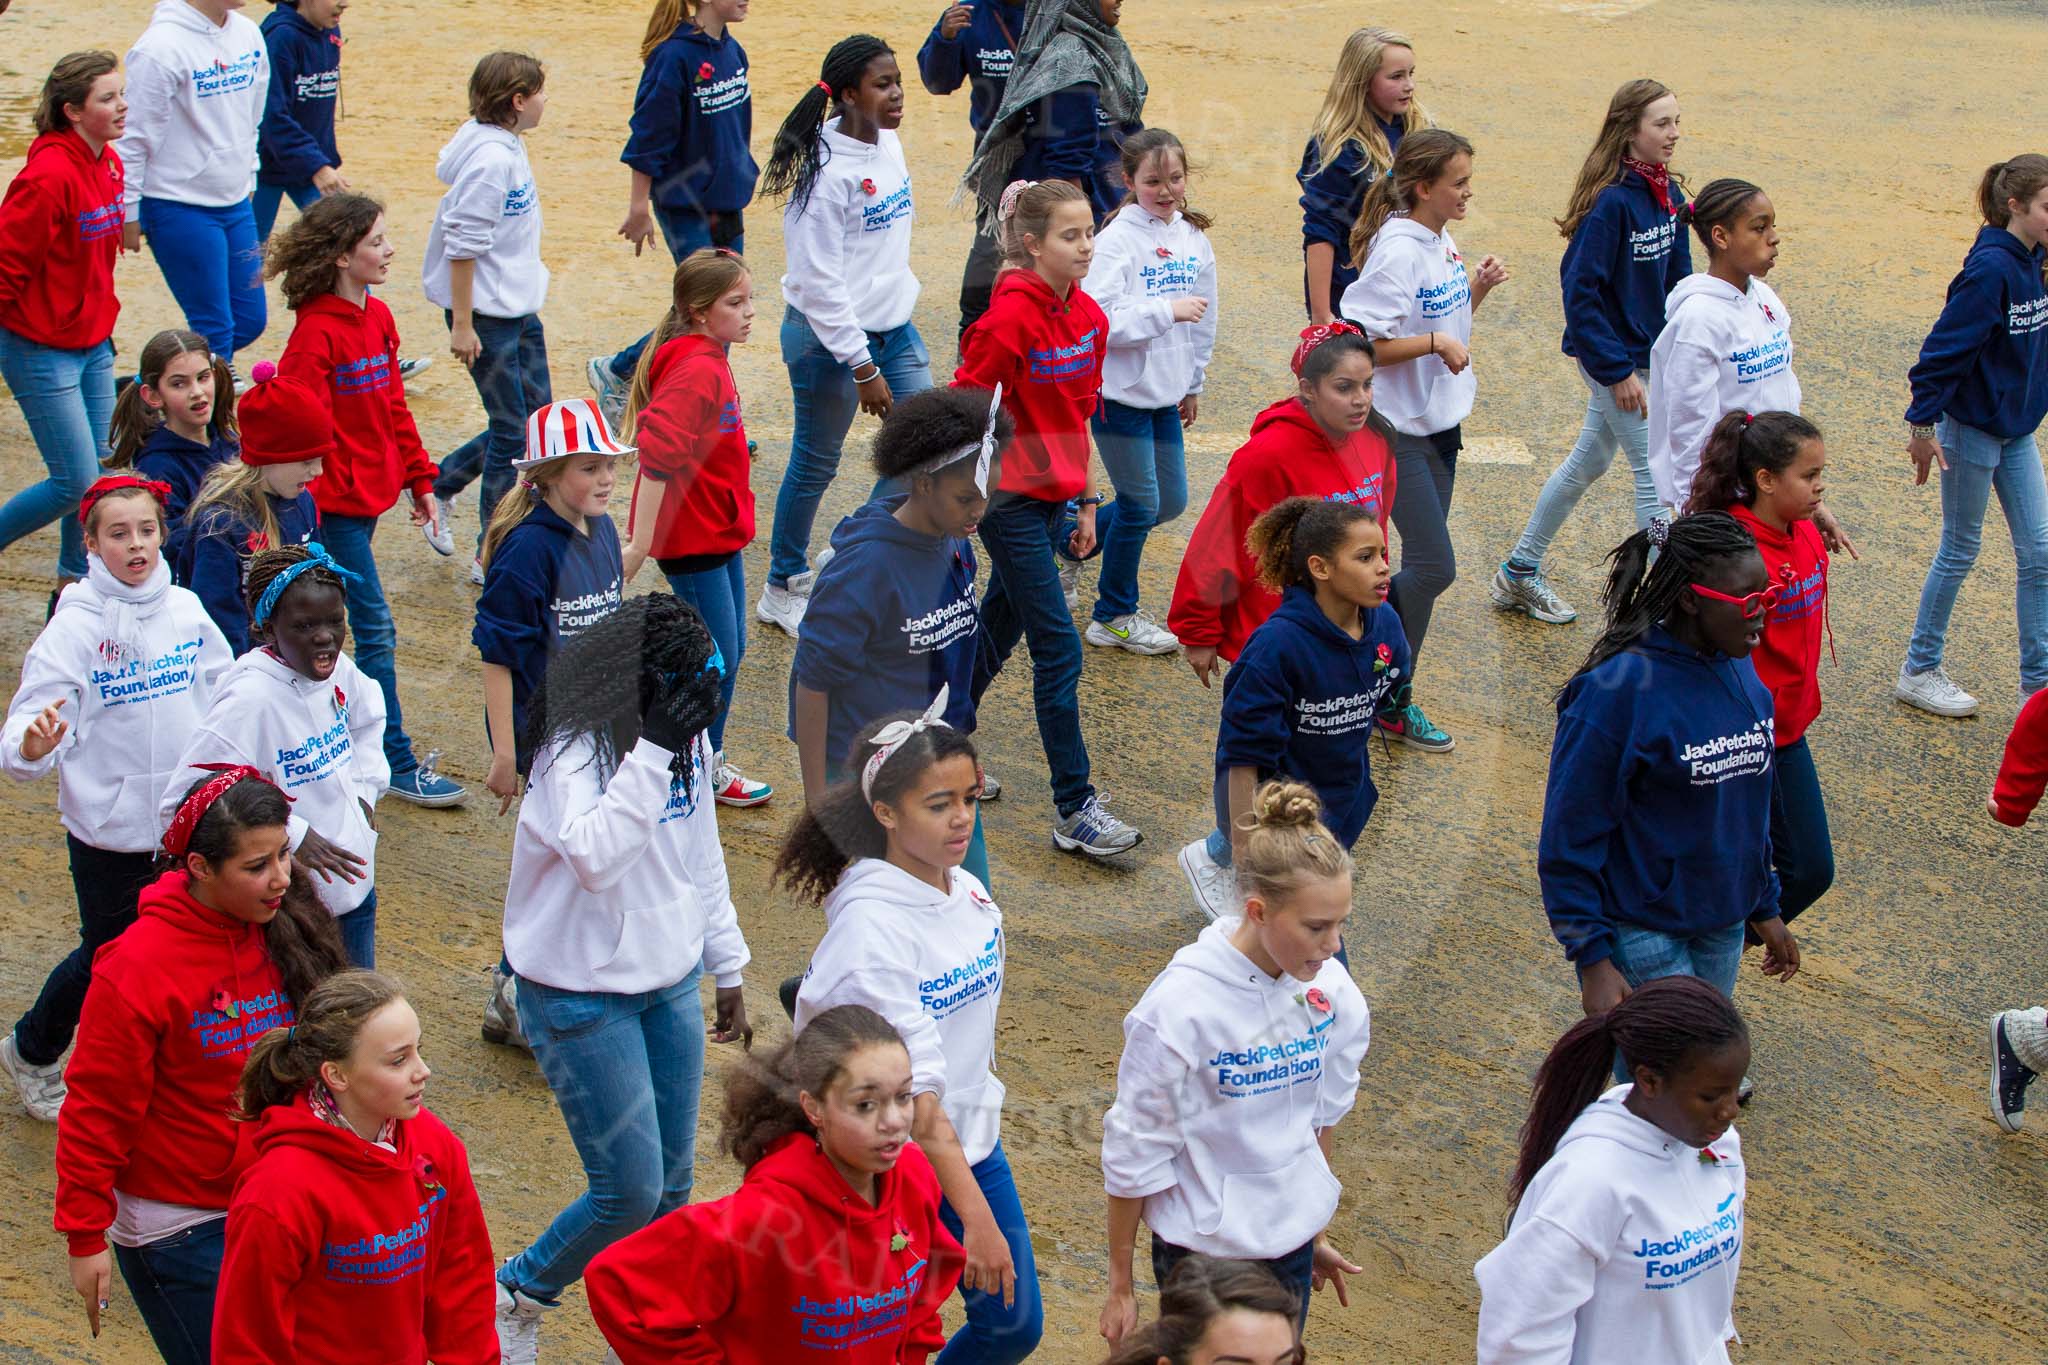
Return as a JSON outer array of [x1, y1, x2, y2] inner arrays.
[[1207, 1148, 1341, 1248], [106, 773, 158, 849]]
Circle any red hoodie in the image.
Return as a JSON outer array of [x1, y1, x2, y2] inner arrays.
[[282, 293, 437, 518], [55, 871, 294, 1256], [0, 130, 124, 350], [213, 1098, 498, 1365], [955, 268, 1107, 502], [1993, 690, 2048, 826], [631, 333, 754, 559], [1167, 397, 1397, 661], [1729, 503, 1827, 745], [587, 1133, 964, 1364]]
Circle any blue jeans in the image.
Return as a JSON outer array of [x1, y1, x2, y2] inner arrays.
[[0, 329, 113, 578], [137, 197, 266, 364], [606, 207, 745, 379], [502, 968, 707, 1302], [972, 494, 1093, 816], [768, 309, 932, 587], [1387, 430, 1459, 673], [1603, 920, 1747, 1082], [935, 1142, 1044, 1364], [113, 1216, 225, 1365], [663, 554, 745, 755], [318, 513, 417, 773], [252, 179, 322, 241], [434, 310, 552, 550], [1769, 737, 1834, 925], [335, 891, 377, 969], [1905, 419, 2048, 691], [1152, 1233, 1313, 1338], [1090, 399, 1189, 622], [1508, 367, 1659, 570]]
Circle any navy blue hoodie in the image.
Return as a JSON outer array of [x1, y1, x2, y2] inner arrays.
[[790, 497, 978, 771], [915, 2, 1027, 136], [258, 1, 342, 187], [1215, 585, 1409, 849], [183, 489, 319, 655], [1539, 626, 1781, 969], [473, 503, 623, 773], [1296, 124, 1403, 315], [1011, 84, 1142, 223], [1906, 225, 2048, 440], [134, 425, 236, 577], [1559, 170, 1692, 384], [621, 23, 758, 217]]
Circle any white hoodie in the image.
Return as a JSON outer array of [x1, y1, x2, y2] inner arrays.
[[116, 0, 270, 213], [1091, 203, 1219, 410], [1474, 1087, 1745, 1365], [780, 120, 919, 369], [504, 732, 749, 996], [794, 859, 1006, 1166], [1101, 918, 1368, 1261], [1341, 216, 1477, 436], [421, 121, 549, 320], [160, 648, 388, 916], [2, 559, 230, 853], [1648, 274, 1800, 510]]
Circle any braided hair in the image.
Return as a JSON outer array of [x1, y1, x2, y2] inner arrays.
[[1567, 510, 1760, 687], [1677, 177, 1764, 255], [243, 545, 348, 632], [760, 35, 894, 214]]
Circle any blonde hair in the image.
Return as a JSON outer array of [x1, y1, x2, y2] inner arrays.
[[640, 0, 700, 64], [624, 248, 752, 436], [480, 452, 604, 571], [1555, 79, 1686, 240], [106, 329, 236, 468], [995, 179, 1089, 267], [1347, 127, 1474, 269], [186, 461, 284, 560], [1306, 28, 1430, 181], [236, 971, 406, 1120], [1236, 780, 1353, 908]]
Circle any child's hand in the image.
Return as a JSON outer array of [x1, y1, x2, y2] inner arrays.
[[619, 204, 658, 257], [1474, 254, 1510, 289], [856, 372, 894, 418], [410, 490, 439, 529], [1433, 334, 1471, 374], [1812, 502, 1858, 559], [1609, 374, 1647, 417], [1183, 645, 1219, 688], [1753, 916, 1800, 981], [622, 544, 648, 583], [1068, 504, 1098, 558], [961, 1216, 1018, 1308], [312, 165, 350, 195], [486, 751, 522, 816], [1178, 393, 1199, 429], [1908, 433, 1948, 486], [1311, 1235, 1363, 1306], [121, 221, 141, 254], [295, 829, 368, 885], [20, 698, 68, 762], [1988, 791, 2006, 823], [939, 2, 975, 38], [1578, 958, 1631, 1017], [712, 985, 752, 1049], [1098, 1286, 1137, 1347], [1170, 296, 1208, 325], [449, 320, 482, 369]]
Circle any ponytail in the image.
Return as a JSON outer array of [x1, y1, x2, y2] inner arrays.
[[478, 480, 541, 572], [236, 970, 404, 1120], [106, 329, 235, 469], [1686, 410, 1821, 515], [720, 1004, 905, 1169], [1347, 127, 1474, 269], [1246, 496, 1377, 591], [760, 35, 893, 214], [1978, 154, 2048, 232], [1566, 510, 1759, 688], [638, 0, 695, 64]]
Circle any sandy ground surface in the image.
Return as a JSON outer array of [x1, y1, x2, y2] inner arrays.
[[2, 0, 2047, 1359]]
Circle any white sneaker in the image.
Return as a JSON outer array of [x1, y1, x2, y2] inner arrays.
[[1895, 664, 1979, 717], [815, 545, 837, 575], [755, 574, 813, 639], [1178, 839, 1237, 922], [422, 508, 456, 557], [495, 1278, 552, 1365], [1085, 610, 1179, 656], [396, 356, 433, 382], [1052, 793, 1142, 859], [481, 967, 528, 1050], [586, 355, 631, 432], [977, 768, 1001, 801], [0, 1032, 64, 1122], [1057, 554, 1080, 614], [1489, 563, 1578, 624], [469, 557, 486, 587]]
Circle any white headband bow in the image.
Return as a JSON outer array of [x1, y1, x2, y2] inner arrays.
[[861, 684, 954, 802], [911, 383, 1002, 498]]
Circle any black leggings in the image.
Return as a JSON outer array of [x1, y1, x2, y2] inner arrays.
[[13, 835, 155, 1065]]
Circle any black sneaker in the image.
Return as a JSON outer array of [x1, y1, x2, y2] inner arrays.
[[777, 974, 802, 1021], [1989, 1012, 2036, 1133]]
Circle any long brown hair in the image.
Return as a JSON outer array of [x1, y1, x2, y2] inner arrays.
[[1980, 154, 2048, 228], [236, 970, 405, 1120], [1555, 79, 1687, 240], [720, 1005, 906, 1169], [265, 193, 386, 310], [1347, 127, 1474, 269], [1305, 27, 1428, 181], [106, 329, 238, 468], [34, 51, 118, 136]]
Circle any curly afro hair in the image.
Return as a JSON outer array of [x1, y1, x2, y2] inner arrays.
[[870, 384, 1015, 483]]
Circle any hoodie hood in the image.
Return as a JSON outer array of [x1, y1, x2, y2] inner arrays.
[[1269, 580, 1374, 648], [25, 129, 108, 177], [826, 495, 953, 558], [1371, 214, 1446, 254], [1247, 395, 1340, 451], [1556, 1084, 1712, 1161], [988, 264, 1073, 318], [154, 0, 237, 37], [819, 856, 960, 929], [1665, 270, 1742, 316], [751, 1132, 909, 1230], [434, 119, 518, 187], [251, 1092, 425, 1180], [263, 0, 329, 40]]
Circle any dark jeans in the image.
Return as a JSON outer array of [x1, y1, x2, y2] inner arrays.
[[1769, 736, 1835, 925], [435, 310, 552, 553], [336, 891, 377, 969], [662, 554, 745, 755], [12, 837, 154, 1065], [1387, 428, 1460, 674], [318, 512, 415, 773], [957, 220, 1005, 338], [114, 1216, 225, 1365], [972, 494, 1093, 817], [1152, 1232, 1313, 1338], [606, 207, 745, 380]]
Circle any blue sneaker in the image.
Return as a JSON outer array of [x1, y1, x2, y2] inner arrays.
[[389, 749, 468, 807], [1377, 702, 1455, 753]]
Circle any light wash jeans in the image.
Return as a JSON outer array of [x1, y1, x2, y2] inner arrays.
[[1090, 398, 1189, 621], [501, 967, 707, 1302], [1507, 365, 1658, 571], [0, 329, 114, 578], [1905, 418, 2048, 691], [1600, 920, 1747, 1081]]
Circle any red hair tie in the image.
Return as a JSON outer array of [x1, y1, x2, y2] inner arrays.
[[162, 764, 290, 860], [816, 79, 833, 94], [79, 474, 173, 527]]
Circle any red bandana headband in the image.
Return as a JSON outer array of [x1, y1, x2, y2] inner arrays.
[[162, 764, 290, 860], [1291, 321, 1364, 377], [79, 475, 172, 527]]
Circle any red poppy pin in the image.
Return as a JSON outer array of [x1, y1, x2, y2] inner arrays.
[[1374, 642, 1392, 672], [1155, 246, 1172, 259], [1760, 301, 1777, 323], [861, 178, 878, 196], [332, 685, 347, 716], [415, 1155, 443, 1195], [696, 61, 715, 83], [1697, 1146, 1723, 1166], [211, 988, 239, 1019], [1304, 987, 1332, 1015]]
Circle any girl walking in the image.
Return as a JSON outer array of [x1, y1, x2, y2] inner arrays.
[[785, 702, 1043, 1363], [0, 477, 231, 1121], [756, 35, 932, 637], [1100, 782, 1366, 1348], [1474, 976, 1750, 1364], [492, 595, 752, 1363], [213, 971, 498, 1364], [272, 192, 467, 805], [1084, 128, 1218, 655], [1296, 26, 1425, 324], [0, 51, 127, 594], [620, 248, 772, 806], [55, 769, 346, 1365], [1342, 128, 1510, 753], [587, 1005, 963, 1363], [1897, 154, 2048, 717], [915, 0, 1026, 334], [105, 329, 239, 575], [1493, 80, 1689, 625], [255, 0, 346, 242]]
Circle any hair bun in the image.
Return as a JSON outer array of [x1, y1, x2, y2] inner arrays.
[[249, 360, 277, 385], [1251, 779, 1324, 830]]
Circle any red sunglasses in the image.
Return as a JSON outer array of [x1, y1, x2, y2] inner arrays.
[[1689, 564, 1795, 614]]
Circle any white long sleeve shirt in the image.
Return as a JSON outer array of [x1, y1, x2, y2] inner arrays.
[[1342, 215, 1478, 436], [116, 0, 270, 213], [794, 859, 1006, 1166], [421, 120, 548, 319], [1091, 203, 1219, 410], [1648, 273, 1800, 510], [779, 120, 919, 369]]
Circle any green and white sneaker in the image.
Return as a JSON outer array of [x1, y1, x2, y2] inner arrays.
[[1377, 702, 1455, 753], [1085, 610, 1179, 656]]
